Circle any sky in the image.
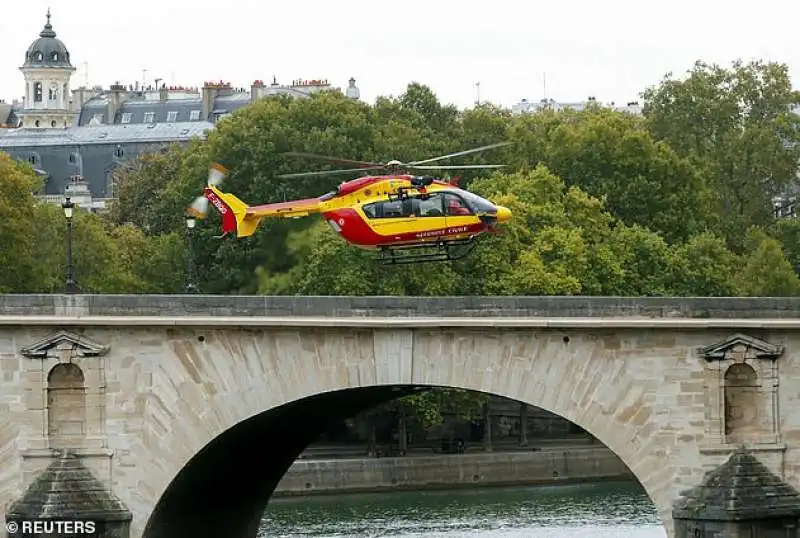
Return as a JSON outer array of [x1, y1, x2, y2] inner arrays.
[[2, 0, 800, 110]]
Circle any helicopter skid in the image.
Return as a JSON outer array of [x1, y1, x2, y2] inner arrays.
[[378, 237, 478, 265]]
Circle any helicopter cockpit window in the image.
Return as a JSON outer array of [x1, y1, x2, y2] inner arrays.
[[413, 193, 445, 217], [458, 190, 497, 213], [442, 192, 472, 216]]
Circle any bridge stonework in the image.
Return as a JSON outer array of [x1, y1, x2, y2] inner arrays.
[[0, 295, 799, 538]]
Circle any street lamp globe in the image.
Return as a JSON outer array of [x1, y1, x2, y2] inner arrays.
[[61, 196, 74, 219], [185, 213, 196, 229]]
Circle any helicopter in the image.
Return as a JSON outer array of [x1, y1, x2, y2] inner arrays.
[[186, 143, 513, 265]]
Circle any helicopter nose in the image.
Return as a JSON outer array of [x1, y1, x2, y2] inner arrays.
[[495, 206, 512, 223]]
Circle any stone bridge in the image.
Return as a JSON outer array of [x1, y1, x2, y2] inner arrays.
[[1, 294, 800, 538]]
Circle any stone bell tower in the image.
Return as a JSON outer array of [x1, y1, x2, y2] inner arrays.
[[18, 9, 77, 128]]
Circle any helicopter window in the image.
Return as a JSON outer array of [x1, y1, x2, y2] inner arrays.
[[413, 193, 445, 217], [458, 190, 497, 213], [363, 199, 412, 219], [442, 193, 472, 216]]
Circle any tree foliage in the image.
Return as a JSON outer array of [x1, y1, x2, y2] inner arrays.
[[0, 153, 40, 292], [642, 59, 800, 247]]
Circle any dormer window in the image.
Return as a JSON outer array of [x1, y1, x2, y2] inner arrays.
[[34, 51, 43, 61], [51, 52, 59, 61]]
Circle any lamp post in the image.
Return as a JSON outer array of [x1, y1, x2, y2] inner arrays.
[[184, 213, 198, 293], [61, 196, 78, 293]]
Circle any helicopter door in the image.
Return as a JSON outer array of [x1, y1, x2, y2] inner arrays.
[[442, 192, 475, 233], [410, 193, 448, 236], [363, 197, 417, 238]]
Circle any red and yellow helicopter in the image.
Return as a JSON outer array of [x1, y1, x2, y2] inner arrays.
[[186, 143, 513, 264]]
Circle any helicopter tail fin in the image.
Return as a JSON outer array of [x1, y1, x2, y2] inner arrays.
[[198, 185, 262, 238], [185, 163, 262, 238]]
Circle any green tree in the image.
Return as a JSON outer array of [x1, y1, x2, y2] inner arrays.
[[642, 60, 800, 245], [106, 142, 202, 234], [734, 228, 800, 296], [33, 204, 136, 293], [772, 218, 800, 270], [668, 232, 739, 296], [398, 82, 459, 134], [108, 224, 187, 293], [507, 106, 715, 242], [0, 152, 40, 292]]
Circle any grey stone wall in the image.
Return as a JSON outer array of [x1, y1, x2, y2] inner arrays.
[[275, 447, 631, 496], [0, 294, 799, 318]]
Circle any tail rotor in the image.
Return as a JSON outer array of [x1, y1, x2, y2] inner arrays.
[[187, 163, 228, 218]]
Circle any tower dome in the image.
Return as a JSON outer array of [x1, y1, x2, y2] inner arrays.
[[18, 9, 77, 129], [23, 9, 73, 69]]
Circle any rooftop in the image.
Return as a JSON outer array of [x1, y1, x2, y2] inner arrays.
[[0, 121, 213, 147], [6, 451, 132, 521], [673, 447, 800, 521]]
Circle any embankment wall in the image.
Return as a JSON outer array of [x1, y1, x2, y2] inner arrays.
[[275, 446, 632, 496]]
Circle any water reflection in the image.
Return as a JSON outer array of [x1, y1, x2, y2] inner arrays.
[[261, 480, 666, 537]]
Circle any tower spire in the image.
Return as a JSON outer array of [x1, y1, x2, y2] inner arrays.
[[40, 8, 56, 38]]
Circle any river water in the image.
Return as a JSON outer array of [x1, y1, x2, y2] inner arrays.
[[260, 480, 666, 537]]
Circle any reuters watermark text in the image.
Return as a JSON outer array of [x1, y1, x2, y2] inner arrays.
[[6, 520, 97, 535]]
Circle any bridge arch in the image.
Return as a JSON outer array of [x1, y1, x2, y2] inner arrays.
[[134, 327, 696, 538]]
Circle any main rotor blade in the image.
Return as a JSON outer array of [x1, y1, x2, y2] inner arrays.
[[409, 164, 507, 170], [276, 167, 385, 178], [408, 142, 512, 165], [282, 151, 381, 168]]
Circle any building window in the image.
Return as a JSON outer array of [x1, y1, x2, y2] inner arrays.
[[143, 112, 155, 123], [49, 84, 58, 101], [34, 82, 42, 102], [91, 114, 104, 124], [51, 120, 56, 127], [51, 51, 59, 62], [167, 111, 178, 122], [114, 145, 124, 158], [120, 112, 132, 124], [189, 110, 200, 121]]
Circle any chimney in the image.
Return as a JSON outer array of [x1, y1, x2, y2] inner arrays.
[[106, 82, 127, 124], [250, 79, 265, 104], [200, 82, 219, 121], [159, 83, 168, 101]]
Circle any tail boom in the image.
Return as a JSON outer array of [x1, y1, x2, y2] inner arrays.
[[198, 188, 325, 239], [247, 197, 325, 219]]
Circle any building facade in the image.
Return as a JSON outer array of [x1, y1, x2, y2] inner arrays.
[[511, 96, 643, 115], [0, 11, 360, 206]]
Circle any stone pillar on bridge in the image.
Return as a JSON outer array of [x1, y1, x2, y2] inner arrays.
[[672, 447, 800, 537], [4, 451, 132, 538]]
